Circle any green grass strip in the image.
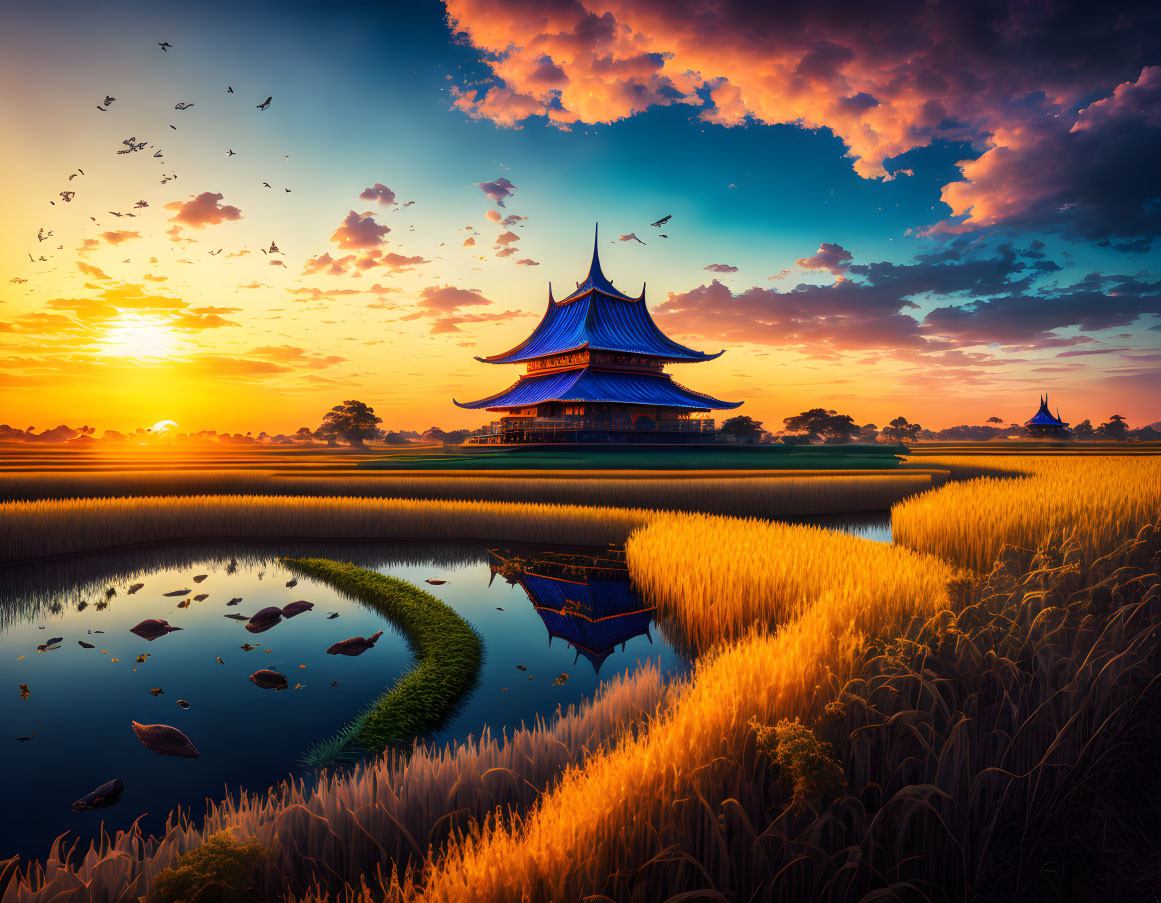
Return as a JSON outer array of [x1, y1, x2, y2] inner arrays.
[[281, 557, 483, 764]]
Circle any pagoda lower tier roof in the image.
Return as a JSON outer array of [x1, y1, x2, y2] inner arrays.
[[476, 288, 723, 364], [453, 367, 743, 412]]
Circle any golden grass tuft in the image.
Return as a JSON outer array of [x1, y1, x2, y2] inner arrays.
[[894, 455, 1161, 570]]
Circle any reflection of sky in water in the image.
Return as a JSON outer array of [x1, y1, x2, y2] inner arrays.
[[0, 513, 890, 862], [0, 543, 686, 861]]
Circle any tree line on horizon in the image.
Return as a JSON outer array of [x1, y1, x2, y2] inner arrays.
[[1, 400, 1157, 447]]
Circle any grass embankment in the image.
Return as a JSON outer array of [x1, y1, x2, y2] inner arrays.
[[895, 454, 1161, 570], [0, 471, 929, 519], [281, 558, 482, 763]]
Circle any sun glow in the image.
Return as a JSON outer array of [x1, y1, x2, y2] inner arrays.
[[98, 313, 178, 361]]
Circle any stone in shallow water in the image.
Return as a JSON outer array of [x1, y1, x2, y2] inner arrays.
[[326, 631, 383, 657], [72, 778, 123, 811], [281, 600, 314, 618], [131, 721, 199, 757], [129, 619, 182, 641], [246, 607, 283, 632], [249, 669, 288, 691]]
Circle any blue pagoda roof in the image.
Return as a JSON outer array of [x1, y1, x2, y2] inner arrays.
[[1024, 394, 1069, 427], [453, 366, 742, 411], [477, 227, 723, 365], [519, 573, 655, 674]]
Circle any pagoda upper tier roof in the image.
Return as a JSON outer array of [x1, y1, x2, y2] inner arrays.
[[1024, 394, 1069, 427], [453, 366, 742, 411], [477, 229, 724, 365]]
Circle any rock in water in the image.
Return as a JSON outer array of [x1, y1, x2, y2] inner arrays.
[[285, 578, 297, 588], [72, 778, 124, 811], [326, 631, 384, 657], [192, 574, 208, 583], [163, 589, 190, 597], [224, 614, 249, 621], [176, 699, 190, 709], [425, 578, 447, 585], [131, 721, 199, 757], [226, 597, 242, 606], [281, 600, 314, 618], [129, 619, 183, 641], [249, 669, 288, 691], [245, 607, 282, 634], [193, 593, 208, 602], [127, 583, 144, 595]]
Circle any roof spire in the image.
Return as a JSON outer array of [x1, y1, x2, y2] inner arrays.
[[587, 222, 606, 284]]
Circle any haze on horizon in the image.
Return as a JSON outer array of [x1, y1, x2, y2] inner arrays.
[[2, 0, 1159, 435]]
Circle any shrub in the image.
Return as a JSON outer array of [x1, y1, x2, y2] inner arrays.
[[753, 717, 845, 809], [148, 832, 266, 903]]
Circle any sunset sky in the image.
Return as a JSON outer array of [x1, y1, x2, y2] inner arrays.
[[2, 0, 1159, 434]]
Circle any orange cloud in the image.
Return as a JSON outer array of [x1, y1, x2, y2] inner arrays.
[[164, 192, 243, 228]]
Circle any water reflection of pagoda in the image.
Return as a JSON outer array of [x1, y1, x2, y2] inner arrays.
[[489, 548, 655, 673]]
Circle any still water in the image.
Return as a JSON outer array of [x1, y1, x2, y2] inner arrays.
[[0, 514, 889, 861], [0, 541, 685, 861]]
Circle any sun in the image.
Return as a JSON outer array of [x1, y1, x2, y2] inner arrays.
[[99, 313, 178, 361]]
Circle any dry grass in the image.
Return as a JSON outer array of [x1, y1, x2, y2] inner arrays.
[[894, 455, 1161, 570], [0, 495, 654, 565], [0, 471, 930, 519], [628, 513, 957, 652], [0, 664, 671, 903]]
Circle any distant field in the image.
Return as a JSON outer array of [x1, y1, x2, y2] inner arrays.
[[0, 441, 908, 472]]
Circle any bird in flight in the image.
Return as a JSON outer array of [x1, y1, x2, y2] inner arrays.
[[257, 96, 272, 111], [158, 41, 172, 51], [208, 249, 223, 256], [174, 102, 194, 110], [37, 228, 52, 242], [227, 149, 236, 156], [97, 95, 116, 111], [262, 182, 271, 188], [650, 215, 672, 227], [59, 191, 75, 203], [268, 241, 280, 254], [134, 200, 149, 208], [617, 233, 646, 245], [227, 86, 234, 93], [283, 188, 291, 193]]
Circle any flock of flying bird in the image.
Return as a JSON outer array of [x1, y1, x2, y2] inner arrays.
[[20, 37, 678, 287], [26, 40, 285, 272]]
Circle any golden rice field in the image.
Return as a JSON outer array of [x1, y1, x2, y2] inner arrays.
[[3, 451, 1159, 903], [0, 470, 931, 519], [0, 495, 653, 564], [894, 455, 1161, 570], [628, 513, 957, 652]]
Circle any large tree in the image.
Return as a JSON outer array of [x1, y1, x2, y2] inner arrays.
[[1098, 414, 1129, 439], [1073, 419, 1095, 439], [782, 408, 860, 443], [881, 416, 922, 442], [720, 415, 764, 442], [316, 400, 382, 447]]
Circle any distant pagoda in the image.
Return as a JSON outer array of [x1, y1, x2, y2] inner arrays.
[[455, 226, 740, 444], [1024, 394, 1070, 436]]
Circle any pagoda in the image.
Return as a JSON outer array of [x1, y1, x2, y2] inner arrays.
[[455, 227, 741, 443], [1024, 394, 1070, 437]]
